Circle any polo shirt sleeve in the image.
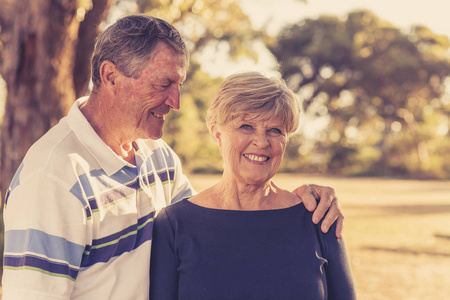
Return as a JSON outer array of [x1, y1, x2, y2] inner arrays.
[[2, 168, 90, 300]]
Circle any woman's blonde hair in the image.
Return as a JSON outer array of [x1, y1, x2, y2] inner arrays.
[[206, 72, 300, 135]]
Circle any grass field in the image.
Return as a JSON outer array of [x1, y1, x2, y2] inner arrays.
[[189, 174, 450, 300]]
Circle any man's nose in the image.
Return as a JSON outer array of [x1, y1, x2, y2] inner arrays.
[[165, 85, 181, 110]]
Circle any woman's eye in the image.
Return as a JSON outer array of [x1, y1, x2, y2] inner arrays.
[[239, 124, 252, 130], [269, 128, 283, 135]]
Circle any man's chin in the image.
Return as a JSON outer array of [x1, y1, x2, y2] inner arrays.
[[138, 125, 164, 140], [147, 131, 164, 140]]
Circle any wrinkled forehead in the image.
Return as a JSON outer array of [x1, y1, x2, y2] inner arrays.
[[144, 44, 188, 80], [149, 42, 189, 66]]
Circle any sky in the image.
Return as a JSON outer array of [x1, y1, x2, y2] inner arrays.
[[201, 0, 450, 77], [244, 0, 450, 38]]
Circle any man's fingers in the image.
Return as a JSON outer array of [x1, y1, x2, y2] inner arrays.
[[310, 184, 334, 223], [335, 214, 344, 239], [297, 184, 344, 239], [294, 184, 317, 212], [316, 198, 344, 239]]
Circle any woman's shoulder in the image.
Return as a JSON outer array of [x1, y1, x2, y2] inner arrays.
[[162, 198, 191, 213], [273, 188, 303, 210], [183, 187, 219, 209]]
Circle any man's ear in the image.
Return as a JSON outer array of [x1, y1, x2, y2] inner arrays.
[[210, 123, 222, 149], [99, 60, 118, 92]]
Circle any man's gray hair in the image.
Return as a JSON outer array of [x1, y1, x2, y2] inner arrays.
[[91, 15, 188, 89]]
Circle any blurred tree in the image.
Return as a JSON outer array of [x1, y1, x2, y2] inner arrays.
[[270, 10, 450, 178], [0, 0, 114, 283], [0, 0, 278, 199], [0, 0, 115, 200], [126, 0, 267, 172], [136, 0, 263, 60]]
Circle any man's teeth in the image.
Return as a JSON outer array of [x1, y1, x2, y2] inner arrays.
[[152, 112, 165, 120], [244, 154, 269, 162]]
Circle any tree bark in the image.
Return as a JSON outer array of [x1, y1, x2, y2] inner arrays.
[[0, 0, 79, 199], [0, 0, 114, 201], [74, 0, 115, 98]]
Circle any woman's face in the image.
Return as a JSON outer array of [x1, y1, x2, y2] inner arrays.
[[212, 115, 288, 185]]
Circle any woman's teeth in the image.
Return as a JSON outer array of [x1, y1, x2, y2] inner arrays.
[[244, 154, 269, 162]]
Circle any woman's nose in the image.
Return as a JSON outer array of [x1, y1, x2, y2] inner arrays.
[[253, 132, 270, 148]]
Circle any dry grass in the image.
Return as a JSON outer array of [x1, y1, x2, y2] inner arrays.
[[189, 174, 450, 300], [1, 175, 447, 299]]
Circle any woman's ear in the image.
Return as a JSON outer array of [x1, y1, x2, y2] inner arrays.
[[99, 60, 118, 92], [210, 123, 222, 149]]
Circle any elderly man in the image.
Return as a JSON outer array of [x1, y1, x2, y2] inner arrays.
[[2, 15, 343, 299]]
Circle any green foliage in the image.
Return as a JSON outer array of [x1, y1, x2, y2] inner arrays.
[[271, 10, 450, 178], [163, 67, 223, 173], [121, 0, 265, 173], [135, 0, 263, 61], [110, 3, 450, 179]]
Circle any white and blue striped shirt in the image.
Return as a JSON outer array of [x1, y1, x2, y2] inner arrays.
[[2, 98, 196, 299]]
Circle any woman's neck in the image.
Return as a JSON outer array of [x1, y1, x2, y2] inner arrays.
[[214, 179, 274, 210], [191, 178, 299, 211]]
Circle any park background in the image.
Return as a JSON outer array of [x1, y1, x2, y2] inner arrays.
[[0, 0, 449, 298]]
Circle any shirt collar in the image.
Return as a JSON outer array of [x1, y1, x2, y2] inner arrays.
[[66, 97, 132, 176]]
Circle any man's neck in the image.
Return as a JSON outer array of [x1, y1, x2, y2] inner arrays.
[[118, 142, 136, 165], [79, 95, 136, 165]]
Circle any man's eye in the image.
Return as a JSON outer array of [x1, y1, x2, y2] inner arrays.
[[153, 84, 169, 90]]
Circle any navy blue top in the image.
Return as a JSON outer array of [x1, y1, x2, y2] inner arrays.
[[150, 199, 356, 300]]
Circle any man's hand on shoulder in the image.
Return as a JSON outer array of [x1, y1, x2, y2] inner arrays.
[[293, 184, 344, 239]]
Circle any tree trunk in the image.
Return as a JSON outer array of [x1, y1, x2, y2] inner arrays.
[[74, 0, 115, 98], [0, 0, 79, 200], [0, 0, 114, 201]]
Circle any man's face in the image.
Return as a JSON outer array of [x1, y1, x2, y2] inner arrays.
[[115, 42, 187, 140]]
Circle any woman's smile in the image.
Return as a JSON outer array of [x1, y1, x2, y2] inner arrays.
[[243, 153, 270, 163]]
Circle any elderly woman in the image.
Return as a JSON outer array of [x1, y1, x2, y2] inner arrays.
[[150, 72, 356, 299]]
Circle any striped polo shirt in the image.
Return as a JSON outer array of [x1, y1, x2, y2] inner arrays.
[[2, 98, 196, 299]]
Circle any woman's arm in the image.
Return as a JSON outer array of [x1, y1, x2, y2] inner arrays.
[[321, 221, 357, 300]]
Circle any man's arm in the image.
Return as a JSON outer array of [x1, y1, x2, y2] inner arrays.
[[2, 170, 86, 299], [293, 184, 344, 239], [165, 147, 197, 205]]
